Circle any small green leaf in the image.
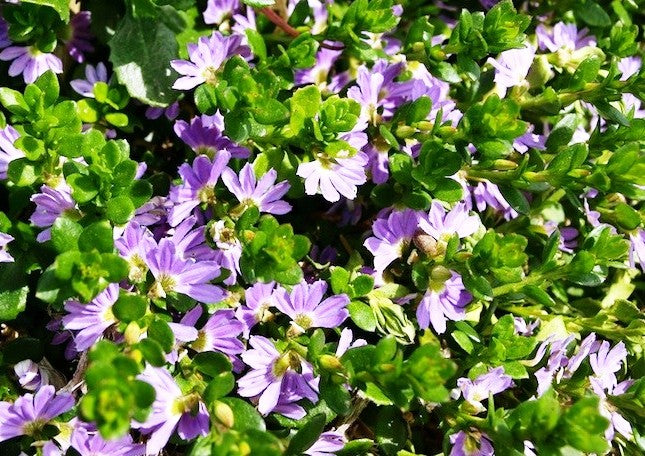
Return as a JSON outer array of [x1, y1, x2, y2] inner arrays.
[[106, 196, 136, 225], [79, 222, 114, 253], [147, 319, 175, 353], [348, 300, 377, 332], [285, 414, 326, 456], [113, 292, 148, 322]]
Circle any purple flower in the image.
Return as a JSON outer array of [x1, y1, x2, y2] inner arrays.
[[14, 360, 49, 391], [62, 283, 120, 351], [297, 151, 369, 202], [235, 281, 281, 335], [487, 45, 535, 97], [0, 385, 74, 442], [134, 366, 209, 455], [0, 17, 10, 49], [416, 270, 472, 334], [275, 280, 349, 333], [171, 32, 250, 90], [222, 164, 291, 215], [237, 336, 319, 417], [146, 238, 224, 303], [145, 101, 180, 121], [0, 124, 23, 180], [335, 328, 367, 357], [71, 426, 144, 456], [167, 152, 231, 227], [30, 182, 79, 243], [203, 0, 240, 25], [0, 46, 63, 84], [456, 367, 514, 413], [294, 44, 346, 93], [591, 377, 634, 441], [618, 56, 641, 81], [629, 230, 645, 271], [589, 340, 627, 392], [305, 428, 347, 456], [450, 430, 494, 456], [419, 201, 481, 242], [174, 113, 249, 159], [187, 307, 245, 360], [536, 22, 596, 52], [513, 125, 546, 153], [65, 11, 94, 63], [209, 219, 243, 285], [470, 180, 518, 221], [407, 61, 462, 125], [514, 317, 539, 336], [0, 232, 14, 263], [544, 222, 578, 254], [364, 209, 422, 274], [116, 221, 158, 282]]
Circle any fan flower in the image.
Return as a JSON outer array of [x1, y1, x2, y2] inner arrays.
[[294, 44, 346, 93], [115, 221, 157, 282], [62, 283, 120, 351], [536, 22, 596, 52], [174, 113, 249, 159], [450, 430, 494, 456], [65, 11, 94, 63], [0, 231, 14, 263], [146, 238, 224, 304], [274, 280, 349, 333], [306, 428, 347, 456], [167, 152, 231, 226], [487, 45, 535, 97], [203, 0, 240, 25], [188, 307, 245, 359], [235, 281, 281, 335], [456, 367, 514, 413], [71, 62, 110, 97], [470, 180, 518, 221], [419, 201, 481, 244], [30, 182, 79, 242], [71, 425, 144, 456], [134, 366, 209, 456], [237, 336, 319, 417], [416, 269, 472, 334], [171, 32, 250, 90], [297, 150, 369, 202], [364, 209, 423, 274], [0, 385, 74, 442], [222, 164, 291, 215], [0, 124, 23, 180], [0, 45, 62, 83], [14, 359, 49, 391]]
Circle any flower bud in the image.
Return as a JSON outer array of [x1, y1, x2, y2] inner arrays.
[[319, 354, 343, 371], [213, 400, 235, 428], [492, 159, 518, 170], [527, 54, 554, 87], [124, 321, 142, 345]]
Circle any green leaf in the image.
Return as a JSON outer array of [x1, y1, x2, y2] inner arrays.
[[220, 397, 266, 432], [613, 203, 640, 230], [67, 173, 99, 203], [34, 71, 60, 106], [0, 88, 30, 116], [79, 221, 114, 253], [575, 1, 611, 27], [0, 285, 28, 321], [330, 266, 350, 294], [21, 0, 70, 21], [109, 13, 179, 107], [106, 196, 136, 225], [8, 159, 40, 186], [242, 0, 275, 6], [203, 373, 235, 401], [193, 352, 233, 377], [348, 300, 377, 332], [113, 292, 148, 322], [51, 217, 83, 253], [147, 319, 175, 353], [546, 114, 577, 151], [138, 338, 166, 366], [285, 414, 326, 456], [498, 185, 530, 214]]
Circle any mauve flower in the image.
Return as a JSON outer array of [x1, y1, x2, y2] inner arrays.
[[544, 222, 578, 253], [0, 17, 10, 49], [364, 209, 423, 274], [335, 328, 367, 357], [297, 151, 369, 202], [235, 281, 281, 335], [203, 0, 240, 25], [187, 307, 245, 360], [305, 428, 347, 456], [294, 44, 346, 93], [115, 221, 157, 282], [406, 60, 462, 126], [145, 101, 180, 121], [0, 385, 74, 442], [65, 11, 94, 63], [70, 425, 144, 456], [450, 431, 494, 456], [62, 283, 120, 351], [419, 201, 481, 243], [470, 180, 518, 221], [209, 219, 243, 286], [0, 231, 14, 263], [168, 215, 217, 263], [0, 124, 23, 180], [618, 56, 641, 81], [133, 196, 170, 227], [456, 367, 514, 413], [237, 336, 319, 417], [629, 230, 645, 271], [30, 182, 79, 243], [174, 113, 249, 159], [171, 32, 250, 90], [589, 340, 628, 392], [167, 152, 231, 227], [232, 6, 257, 38], [536, 22, 596, 52], [14, 360, 49, 391], [487, 45, 535, 97], [146, 238, 224, 304], [590, 377, 634, 441], [274, 280, 349, 333], [0, 45, 62, 83], [513, 125, 546, 153], [222, 164, 291, 215], [416, 270, 472, 334], [134, 366, 210, 455], [513, 317, 539, 336]]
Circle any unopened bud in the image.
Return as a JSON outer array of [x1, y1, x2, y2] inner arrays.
[[493, 159, 518, 170], [213, 401, 234, 428], [124, 321, 142, 345], [396, 125, 416, 138], [527, 54, 554, 88], [413, 231, 439, 256], [319, 354, 343, 371]]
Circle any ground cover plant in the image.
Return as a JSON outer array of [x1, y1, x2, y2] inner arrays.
[[0, 0, 643, 454]]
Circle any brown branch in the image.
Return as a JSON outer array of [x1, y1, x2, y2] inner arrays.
[[260, 7, 300, 37]]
